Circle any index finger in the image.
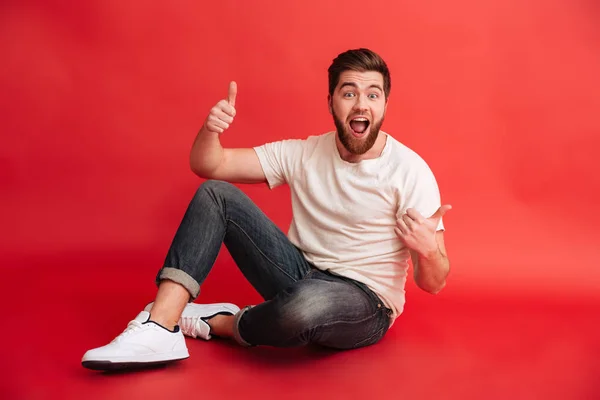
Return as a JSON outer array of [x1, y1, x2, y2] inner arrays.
[[228, 81, 237, 106]]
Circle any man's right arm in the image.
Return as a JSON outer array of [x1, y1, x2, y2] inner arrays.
[[189, 81, 267, 184]]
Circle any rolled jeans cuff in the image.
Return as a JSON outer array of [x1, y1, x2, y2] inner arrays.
[[156, 267, 200, 300], [232, 306, 254, 347]]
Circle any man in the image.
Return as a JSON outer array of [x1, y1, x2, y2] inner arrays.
[[82, 48, 451, 370]]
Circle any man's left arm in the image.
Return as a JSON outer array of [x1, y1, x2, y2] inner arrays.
[[395, 206, 451, 294], [410, 231, 449, 294]]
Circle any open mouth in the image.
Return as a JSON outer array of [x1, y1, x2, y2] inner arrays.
[[349, 117, 370, 136]]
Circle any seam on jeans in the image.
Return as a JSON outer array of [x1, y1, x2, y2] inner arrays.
[[205, 184, 228, 226], [311, 308, 381, 327], [226, 218, 301, 282], [353, 326, 386, 348], [282, 308, 385, 345]]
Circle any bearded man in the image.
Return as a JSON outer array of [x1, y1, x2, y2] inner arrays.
[[82, 48, 451, 371]]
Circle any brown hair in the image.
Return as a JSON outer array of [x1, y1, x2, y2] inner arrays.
[[328, 48, 391, 98]]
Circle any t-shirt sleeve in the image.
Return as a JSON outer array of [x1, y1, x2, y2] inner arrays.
[[253, 139, 306, 189], [396, 159, 445, 231]]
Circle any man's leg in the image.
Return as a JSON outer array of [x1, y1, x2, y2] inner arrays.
[[82, 180, 312, 369], [149, 180, 313, 322], [208, 270, 392, 350]]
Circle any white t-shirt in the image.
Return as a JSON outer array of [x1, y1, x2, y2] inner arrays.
[[253, 131, 444, 322]]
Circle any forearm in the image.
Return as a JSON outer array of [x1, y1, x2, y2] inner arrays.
[[413, 247, 449, 294], [190, 128, 225, 178]]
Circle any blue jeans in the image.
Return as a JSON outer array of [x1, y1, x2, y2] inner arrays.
[[156, 180, 391, 349]]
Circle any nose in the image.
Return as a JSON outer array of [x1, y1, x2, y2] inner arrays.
[[352, 94, 369, 112]]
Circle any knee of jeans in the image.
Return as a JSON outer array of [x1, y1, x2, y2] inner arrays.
[[278, 283, 335, 331], [195, 180, 236, 203], [198, 179, 232, 194]]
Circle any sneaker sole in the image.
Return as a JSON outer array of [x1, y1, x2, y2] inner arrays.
[[82, 351, 189, 371], [82, 357, 188, 371]]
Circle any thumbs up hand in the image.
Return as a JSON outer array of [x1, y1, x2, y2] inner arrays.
[[203, 81, 237, 134], [395, 205, 452, 256]]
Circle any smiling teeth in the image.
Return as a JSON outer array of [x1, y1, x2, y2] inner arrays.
[[353, 117, 368, 121]]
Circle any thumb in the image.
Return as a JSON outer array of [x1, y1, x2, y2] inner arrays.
[[228, 81, 237, 107], [430, 204, 452, 220]]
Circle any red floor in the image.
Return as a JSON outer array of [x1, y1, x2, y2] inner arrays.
[[2, 252, 598, 400]]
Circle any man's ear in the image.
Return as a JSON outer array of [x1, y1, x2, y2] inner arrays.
[[327, 94, 332, 114]]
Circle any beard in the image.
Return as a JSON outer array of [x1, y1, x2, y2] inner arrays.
[[333, 111, 384, 156]]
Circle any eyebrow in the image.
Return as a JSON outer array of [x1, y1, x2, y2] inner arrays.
[[339, 82, 383, 92]]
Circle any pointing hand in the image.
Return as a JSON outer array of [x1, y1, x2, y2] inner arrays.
[[395, 205, 452, 256]]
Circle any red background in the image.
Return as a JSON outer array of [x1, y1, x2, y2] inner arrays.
[[1, 0, 599, 399]]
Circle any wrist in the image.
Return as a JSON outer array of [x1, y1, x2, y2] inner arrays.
[[198, 124, 210, 135], [420, 244, 441, 261], [198, 125, 220, 138]]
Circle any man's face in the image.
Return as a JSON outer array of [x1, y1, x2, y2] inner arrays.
[[329, 70, 388, 155]]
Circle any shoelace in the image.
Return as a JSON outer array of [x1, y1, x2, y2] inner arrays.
[[111, 320, 143, 343], [179, 315, 201, 338]]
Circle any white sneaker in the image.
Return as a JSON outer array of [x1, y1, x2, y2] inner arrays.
[[181, 302, 240, 340], [81, 311, 189, 371], [144, 302, 240, 340]]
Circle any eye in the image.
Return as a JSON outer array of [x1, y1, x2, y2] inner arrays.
[[343, 92, 355, 98], [368, 93, 379, 99]]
